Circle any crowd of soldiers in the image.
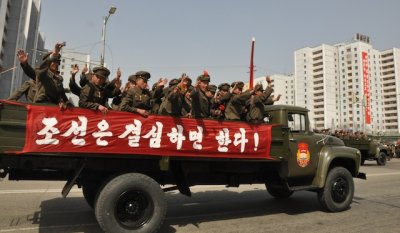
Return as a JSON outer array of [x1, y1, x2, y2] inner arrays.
[[8, 42, 281, 123], [316, 129, 370, 140]]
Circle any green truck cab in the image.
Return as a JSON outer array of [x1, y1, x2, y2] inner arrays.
[[0, 101, 365, 233], [342, 138, 389, 166]]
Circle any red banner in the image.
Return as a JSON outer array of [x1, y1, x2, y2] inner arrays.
[[362, 52, 371, 124], [16, 104, 273, 159]]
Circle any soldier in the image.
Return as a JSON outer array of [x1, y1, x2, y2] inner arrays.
[[68, 64, 82, 96], [17, 43, 71, 109], [7, 79, 36, 102], [120, 71, 166, 117], [158, 77, 190, 117], [246, 83, 273, 124], [8, 49, 39, 102], [224, 81, 253, 120], [112, 74, 136, 110], [181, 86, 192, 117], [79, 66, 113, 114], [190, 71, 211, 118]]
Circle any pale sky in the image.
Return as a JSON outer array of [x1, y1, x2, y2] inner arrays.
[[40, 0, 400, 85]]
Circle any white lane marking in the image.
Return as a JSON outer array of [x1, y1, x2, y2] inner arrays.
[[0, 189, 81, 195], [365, 172, 400, 177], [0, 224, 97, 232]]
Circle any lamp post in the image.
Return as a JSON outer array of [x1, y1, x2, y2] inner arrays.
[[100, 6, 117, 66]]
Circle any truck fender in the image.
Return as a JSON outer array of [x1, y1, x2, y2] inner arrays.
[[312, 146, 361, 188]]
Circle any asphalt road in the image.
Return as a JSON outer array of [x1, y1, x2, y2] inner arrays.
[[0, 159, 399, 233]]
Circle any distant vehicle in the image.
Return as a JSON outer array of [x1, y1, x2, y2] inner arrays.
[[0, 100, 365, 233], [342, 138, 389, 165]]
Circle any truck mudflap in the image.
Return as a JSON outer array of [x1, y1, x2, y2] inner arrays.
[[61, 160, 86, 198], [356, 172, 367, 180]]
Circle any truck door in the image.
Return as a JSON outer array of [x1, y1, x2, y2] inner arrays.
[[287, 112, 321, 179]]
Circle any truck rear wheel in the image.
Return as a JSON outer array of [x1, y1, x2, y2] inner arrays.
[[95, 173, 167, 233], [266, 185, 293, 199], [318, 167, 354, 212], [376, 152, 387, 166]]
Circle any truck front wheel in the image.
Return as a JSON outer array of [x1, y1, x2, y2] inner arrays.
[[318, 167, 354, 212], [376, 152, 387, 166], [95, 173, 167, 233]]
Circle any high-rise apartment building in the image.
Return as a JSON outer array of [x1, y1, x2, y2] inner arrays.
[[295, 34, 393, 134], [0, 0, 43, 99], [380, 48, 400, 133]]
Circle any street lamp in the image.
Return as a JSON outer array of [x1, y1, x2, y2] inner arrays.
[[100, 6, 117, 66]]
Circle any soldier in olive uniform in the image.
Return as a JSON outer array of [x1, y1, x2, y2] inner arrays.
[[16, 43, 71, 108], [112, 74, 136, 110], [120, 71, 166, 117], [190, 71, 211, 118], [246, 83, 273, 124], [224, 81, 253, 120], [8, 49, 39, 102], [8, 80, 36, 102], [79, 66, 112, 114], [158, 78, 189, 117]]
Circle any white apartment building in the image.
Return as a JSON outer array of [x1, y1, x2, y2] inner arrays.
[[380, 48, 400, 133], [0, 0, 43, 99], [252, 74, 295, 106], [294, 35, 387, 134]]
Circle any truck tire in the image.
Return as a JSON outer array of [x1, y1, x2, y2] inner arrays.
[[376, 152, 387, 166], [318, 167, 354, 212], [95, 173, 166, 233], [266, 185, 293, 199]]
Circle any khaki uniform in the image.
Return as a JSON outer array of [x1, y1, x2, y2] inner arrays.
[[34, 69, 69, 105], [224, 90, 252, 120], [190, 88, 211, 118], [8, 79, 36, 102], [79, 82, 110, 110], [159, 85, 188, 117], [246, 87, 273, 123], [120, 86, 163, 113]]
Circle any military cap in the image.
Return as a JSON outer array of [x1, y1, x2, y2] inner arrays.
[[254, 83, 264, 92], [169, 78, 179, 87], [197, 70, 210, 82], [93, 66, 110, 79], [134, 71, 151, 80], [218, 83, 230, 91], [231, 81, 244, 90], [128, 74, 137, 83], [208, 84, 217, 94]]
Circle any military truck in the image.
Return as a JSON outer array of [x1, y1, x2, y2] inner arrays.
[[0, 100, 365, 233], [342, 138, 389, 166]]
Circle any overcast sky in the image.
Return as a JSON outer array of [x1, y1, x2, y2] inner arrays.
[[39, 0, 400, 85]]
